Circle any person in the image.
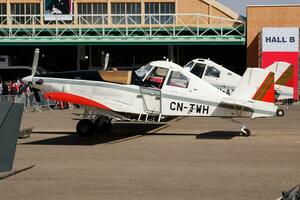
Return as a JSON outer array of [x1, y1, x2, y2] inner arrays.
[[2, 81, 8, 95], [0, 80, 3, 95], [1, 81, 9, 102], [46, 0, 70, 15]]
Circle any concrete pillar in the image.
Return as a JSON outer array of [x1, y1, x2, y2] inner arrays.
[[76, 46, 80, 71], [176, 46, 180, 64], [168, 45, 174, 62], [88, 46, 92, 68]]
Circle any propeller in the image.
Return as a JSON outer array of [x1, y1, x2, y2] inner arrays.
[[103, 53, 109, 71], [20, 48, 41, 103], [32, 88, 41, 103], [31, 48, 40, 76]]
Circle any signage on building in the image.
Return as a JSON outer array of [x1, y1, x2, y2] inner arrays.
[[44, 0, 73, 21], [261, 27, 299, 101]]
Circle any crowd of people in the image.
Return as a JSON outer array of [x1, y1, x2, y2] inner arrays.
[[0, 79, 30, 96], [0, 79, 72, 110]]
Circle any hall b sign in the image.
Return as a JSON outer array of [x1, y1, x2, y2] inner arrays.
[[261, 27, 299, 100]]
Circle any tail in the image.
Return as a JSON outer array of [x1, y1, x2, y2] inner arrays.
[[265, 62, 294, 101], [0, 102, 24, 172], [231, 68, 277, 118]]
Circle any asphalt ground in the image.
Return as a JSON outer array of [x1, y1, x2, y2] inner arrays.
[[1, 105, 300, 200]]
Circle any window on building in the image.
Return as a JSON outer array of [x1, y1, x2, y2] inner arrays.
[[167, 71, 189, 88], [111, 3, 141, 24], [0, 4, 7, 24], [11, 3, 40, 25], [78, 3, 107, 24], [205, 66, 220, 78], [145, 2, 175, 24]]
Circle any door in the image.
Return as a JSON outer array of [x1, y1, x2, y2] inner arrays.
[[140, 87, 161, 114]]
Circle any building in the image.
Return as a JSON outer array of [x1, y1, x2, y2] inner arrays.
[[0, 0, 246, 74], [247, 5, 300, 100]]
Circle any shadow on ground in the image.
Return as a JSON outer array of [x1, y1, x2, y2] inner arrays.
[[22, 123, 165, 146], [195, 131, 241, 140], [21, 122, 242, 146]]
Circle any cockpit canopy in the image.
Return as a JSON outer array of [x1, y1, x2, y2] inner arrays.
[[184, 60, 221, 79]]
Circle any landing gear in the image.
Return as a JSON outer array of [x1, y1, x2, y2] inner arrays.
[[76, 119, 95, 137], [94, 116, 112, 133], [276, 109, 284, 117], [241, 127, 251, 137], [76, 115, 112, 137], [228, 118, 251, 137]]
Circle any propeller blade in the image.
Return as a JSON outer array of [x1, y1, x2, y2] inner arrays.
[[32, 88, 41, 103], [104, 53, 109, 71], [32, 48, 40, 75]]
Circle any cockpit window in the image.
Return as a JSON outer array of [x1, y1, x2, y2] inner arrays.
[[143, 67, 169, 89], [184, 61, 195, 69], [167, 71, 189, 88], [190, 63, 206, 78], [135, 64, 153, 80], [205, 66, 220, 78]]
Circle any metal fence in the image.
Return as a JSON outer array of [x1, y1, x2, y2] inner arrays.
[[0, 92, 56, 112]]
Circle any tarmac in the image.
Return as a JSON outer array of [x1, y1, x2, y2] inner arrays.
[[0, 104, 300, 200]]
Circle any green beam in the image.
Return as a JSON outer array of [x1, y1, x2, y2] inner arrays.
[[0, 38, 245, 46]]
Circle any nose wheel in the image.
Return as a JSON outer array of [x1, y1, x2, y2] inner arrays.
[[241, 127, 251, 137]]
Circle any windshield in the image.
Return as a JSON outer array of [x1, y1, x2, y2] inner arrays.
[[135, 64, 153, 80], [184, 61, 195, 69], [190, 63, 206, 78]]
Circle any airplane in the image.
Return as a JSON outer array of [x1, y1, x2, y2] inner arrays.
[[22, 52, 278, 138], [184, 59, 294, 116]]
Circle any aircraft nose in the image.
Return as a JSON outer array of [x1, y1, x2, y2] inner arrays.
[[21, 75, 33, 84]]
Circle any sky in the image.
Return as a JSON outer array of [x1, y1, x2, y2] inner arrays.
[[219, 0, 300, 16]]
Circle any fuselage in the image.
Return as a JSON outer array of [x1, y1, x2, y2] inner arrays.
[[23, 61, 256, 118]]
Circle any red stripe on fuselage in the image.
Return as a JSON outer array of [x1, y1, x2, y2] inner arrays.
[[44, 92, 112, 111]]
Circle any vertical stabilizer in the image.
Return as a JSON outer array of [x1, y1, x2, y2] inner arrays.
[[231, 68, 277, 118], [265, 62, 294, 100], [232, 68, 275, 103]]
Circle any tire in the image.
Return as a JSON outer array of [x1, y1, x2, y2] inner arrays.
[[76, 119, 95, 137], [276, 109, 284, 117], [241, 128, 251, 137], [95, 116, 112, 134]]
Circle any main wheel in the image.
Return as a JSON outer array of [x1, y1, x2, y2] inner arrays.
[[95, 116, 112, 134], [276, 109, 284, 117], [76, 119, 95, 137], [241, 128, 251, 137]]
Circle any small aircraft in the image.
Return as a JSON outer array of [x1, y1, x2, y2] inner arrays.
[[184, 59, 294, 116], [22, 50, 278, 137]]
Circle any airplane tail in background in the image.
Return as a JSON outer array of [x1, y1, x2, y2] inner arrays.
[[265, 62, 294, 101], [230, 68, 277, 118]]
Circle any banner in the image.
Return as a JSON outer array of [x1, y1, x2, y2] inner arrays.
[[45, 0, 73, 21], [261, 27, 299, 100]]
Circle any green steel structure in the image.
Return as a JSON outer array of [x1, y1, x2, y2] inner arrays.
[[0, 13, 246, 45]]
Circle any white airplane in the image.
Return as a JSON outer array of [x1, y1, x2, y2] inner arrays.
[[22, 51, 279, 138], [184, 59, 294, 116]]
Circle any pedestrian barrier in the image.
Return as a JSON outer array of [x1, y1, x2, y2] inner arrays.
[[0, 92, 56, 112]]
